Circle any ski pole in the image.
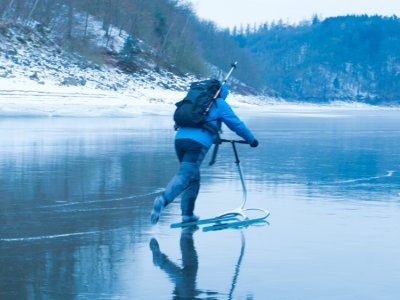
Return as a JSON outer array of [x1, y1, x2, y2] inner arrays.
[[209, 137, 221, 166], [204, 62, 238, 114], [230, 141, 248, 208], [210, 139, 248, 207]]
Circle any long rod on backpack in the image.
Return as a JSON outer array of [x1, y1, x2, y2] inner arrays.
[[204, 61, 238, 114]]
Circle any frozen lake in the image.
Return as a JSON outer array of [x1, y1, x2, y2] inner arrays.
[[1, 109, 400, 299]]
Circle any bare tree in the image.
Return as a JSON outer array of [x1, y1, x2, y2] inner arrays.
[[67, 2, 73, 38], [84, 10, 89, 37], [26, 0, 40, 23], [2, 0, 16, 19]]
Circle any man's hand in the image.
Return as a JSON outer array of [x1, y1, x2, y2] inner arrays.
[[250, 139, 259, 148]]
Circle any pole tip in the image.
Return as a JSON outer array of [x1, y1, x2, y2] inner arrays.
[[231, 61, 238, 68]]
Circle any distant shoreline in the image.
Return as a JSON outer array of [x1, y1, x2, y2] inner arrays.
[[1, 78, 398, 118]]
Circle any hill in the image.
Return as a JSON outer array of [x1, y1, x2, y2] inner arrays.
[[237, 15, 400, 104]]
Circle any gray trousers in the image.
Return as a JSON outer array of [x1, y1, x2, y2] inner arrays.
[[162, 139, 208, 216]]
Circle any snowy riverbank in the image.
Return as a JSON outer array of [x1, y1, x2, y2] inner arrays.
[[1, 77, 397, 118], [0, 77, 181, 117]]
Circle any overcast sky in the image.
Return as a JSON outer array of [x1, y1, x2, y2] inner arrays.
[[188, 0, 400, 28]]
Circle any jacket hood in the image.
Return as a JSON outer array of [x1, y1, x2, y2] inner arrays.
[[219, 85, 229, 100]]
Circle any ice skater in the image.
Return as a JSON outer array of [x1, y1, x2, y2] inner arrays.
[[150, 82, 258, 225]]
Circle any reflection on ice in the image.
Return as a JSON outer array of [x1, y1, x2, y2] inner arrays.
[[150, 229, 249, 300]]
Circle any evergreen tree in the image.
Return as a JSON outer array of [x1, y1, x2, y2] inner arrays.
[[120, 35, 136, 62]]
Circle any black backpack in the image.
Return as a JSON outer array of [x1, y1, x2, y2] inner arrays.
[[173, 79, 221, 133]]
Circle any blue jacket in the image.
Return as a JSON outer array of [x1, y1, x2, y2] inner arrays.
[[175, 86, 255, 148]]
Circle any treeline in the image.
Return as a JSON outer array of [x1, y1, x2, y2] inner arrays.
[[236, 15, 400, 103], [0, 0, 261, 89]]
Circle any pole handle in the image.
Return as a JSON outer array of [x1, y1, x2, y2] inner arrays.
[[219, 139, 248, 144]]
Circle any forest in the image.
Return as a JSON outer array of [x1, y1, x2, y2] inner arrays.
[[1, 0, 400, 103], [238, 15, 400, 103]]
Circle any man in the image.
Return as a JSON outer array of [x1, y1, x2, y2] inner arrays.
[[150, 84, 258, 224]]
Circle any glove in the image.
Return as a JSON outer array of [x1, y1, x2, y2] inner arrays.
[[250, 139, 259, 148]]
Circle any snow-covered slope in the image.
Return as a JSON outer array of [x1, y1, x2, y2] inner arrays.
[[0, 21, 195, 88], [0, 21, 199, 117]]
